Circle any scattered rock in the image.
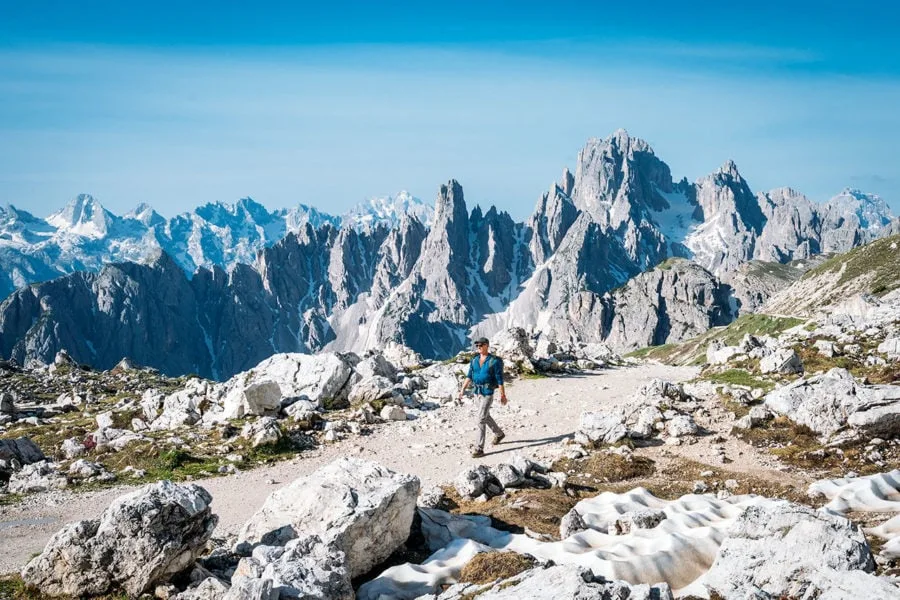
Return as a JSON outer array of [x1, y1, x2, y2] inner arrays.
[[575, 411, 628, 447], [455, 465, 504, 500], [559, 508, 587, 539], [705, 501, 879, 599], [759, 348, 803, 374], [229, 535, 353, 600], [21, 481, 217, 597]]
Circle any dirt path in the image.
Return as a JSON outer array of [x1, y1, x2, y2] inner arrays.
[[3, 363, 716, 573]]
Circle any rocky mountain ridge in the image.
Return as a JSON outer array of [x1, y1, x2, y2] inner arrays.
[[0, 192, 434, 299], [0, 131, 895, 377]]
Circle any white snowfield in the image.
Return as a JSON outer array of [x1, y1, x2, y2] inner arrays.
[[359, 487, 776, 599], [810, 469, 900, 559]]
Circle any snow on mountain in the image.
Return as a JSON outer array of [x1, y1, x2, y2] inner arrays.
[[45, 194, 115, 239], [343, 191, 434, 230], [824, 188, 893, 231], [1, 130, 896, 376], [0, 192, 436, 298]]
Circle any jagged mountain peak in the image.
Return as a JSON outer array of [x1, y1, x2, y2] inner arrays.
[[714, 159, 743, 180], [45, 193, 114, 238], [435, 180, 467, 220], [125, 202, 165, 228]]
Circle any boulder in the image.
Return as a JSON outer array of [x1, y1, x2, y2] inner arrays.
[[241, 417, 283, 448], [348, 376, 396, 405], [93, 427, 146, 452], [705, 501, 876, 599], [236, 458, 419, 578], [491, 463, 526, 489], [282, 400, 320, 427], [490, 328, 536, 372], [0, 391, 15, 414], [610, 509, 667, 535], [574, 411, 628, 447], [878, 337, 900, 360], [707, 342, 741, 365], [61, 437, 87, 460], [151, 385, 207, 431], [68, 459, 114, 481], [426, 373, 460, 402], [433, 564, 673, 600], [665, 415, 699, 438], [174, 577, 230, 600], [221, 353, 356, 416], [354, 354, 398, 382], [229, 536, 352, 600], [759, 348, 803, 374], [8, 461, 67, 493], [455, 465, 503, 500], [815, 340, 837, 358], [0, 437, 46, 472], [96, 411, 115, 429], [559, 508, 587, 539], [765, 368, 900, 437], [21, 481, 216, 597], [140, 389, 166, 421], [382, 342, 424, 370], [380, 405, 407, 421]]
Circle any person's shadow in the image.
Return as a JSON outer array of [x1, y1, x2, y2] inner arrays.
[[480, 433, 571, 457]]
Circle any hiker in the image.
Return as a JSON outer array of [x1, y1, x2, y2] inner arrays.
[[458, 337, 507, 458]]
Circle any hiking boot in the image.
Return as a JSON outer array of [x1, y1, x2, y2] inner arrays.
[[492, 432, 506, 445], [471, 449, 484, 458]]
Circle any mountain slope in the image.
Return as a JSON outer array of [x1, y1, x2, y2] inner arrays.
[[762, 234, 900, 316]]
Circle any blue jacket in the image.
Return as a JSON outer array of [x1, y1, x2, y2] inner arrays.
[[467, 354, 504, 395]]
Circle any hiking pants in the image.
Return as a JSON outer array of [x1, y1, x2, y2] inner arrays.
[[475, 393, 503, 451]]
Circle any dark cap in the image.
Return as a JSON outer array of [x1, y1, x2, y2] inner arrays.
[[473, 337, 489, 346]]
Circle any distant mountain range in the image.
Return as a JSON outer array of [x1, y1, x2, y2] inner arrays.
[[0, 130, 896, 379], [0, 192, 434, 298]]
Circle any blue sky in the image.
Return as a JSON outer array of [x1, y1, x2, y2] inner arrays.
[[1, 1, 898, 219]]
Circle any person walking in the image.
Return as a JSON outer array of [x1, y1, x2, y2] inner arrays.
[[458, 337, 507, 458]]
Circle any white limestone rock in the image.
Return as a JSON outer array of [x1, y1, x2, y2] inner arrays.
[[575, 411, 628, 447], [8, 460, 67, 493], [229, 535, 353, 600], [240, 417, 283, 448], [21, 481, 216, 597], [236, 458, 419, 578], [765, 368, 900, 437], [426, 373, 460, 403], [705, 501, 876, 599], [759, 347, 803, 374]]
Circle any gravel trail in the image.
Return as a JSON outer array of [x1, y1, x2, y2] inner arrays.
[[0, 364, 697, 573]]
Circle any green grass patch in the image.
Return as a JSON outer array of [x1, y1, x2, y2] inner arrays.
[[627, 314, 808, 366], [804, 234, 900, 297], [0, 493, 23, 507], [701, 369, 775, 392], [520, 372, 549, 380]]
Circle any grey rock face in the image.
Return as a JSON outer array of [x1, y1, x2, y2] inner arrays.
[[455, 465, 503, 500], [764, 368, 900, 438], [0, 437, 45, 476], [21, 481, 217, 597], [575, 412, 628, 448], [236, 457, 420, 578], [230, 535, 353, 600], [1, 132, 892, 376], [705, 501, 877, 600]]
